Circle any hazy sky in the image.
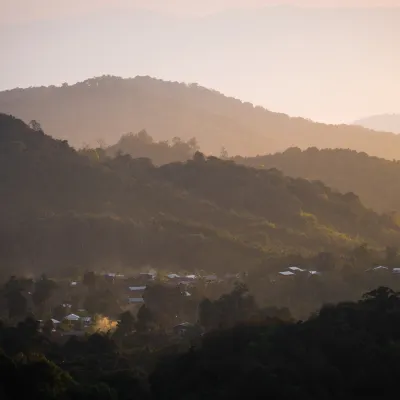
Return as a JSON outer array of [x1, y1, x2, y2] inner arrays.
[[3, 0, 400, 23], [1, 1, 400, 122]]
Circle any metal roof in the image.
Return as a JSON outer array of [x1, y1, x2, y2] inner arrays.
[[289, 266, 306, 272], [373, 266, 389, 270], [128, 298, 144, 303], [167, 274, 181, 279], [65, 314, 80, 321], [129, 286, 146, 291]]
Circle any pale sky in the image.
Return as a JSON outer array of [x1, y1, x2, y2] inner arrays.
[[3, 0, 400, 23], [1, 1, 400, 122]]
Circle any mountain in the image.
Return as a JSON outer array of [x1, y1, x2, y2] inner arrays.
[[2, 114, 400, 277], [354, 114, 400, 134], [3, 7, 400, 123], [3, 76, 400, 159], [234, 147, 400, 214]]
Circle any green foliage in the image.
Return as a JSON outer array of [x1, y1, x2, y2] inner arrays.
[[3, 285, 400, 399], [235, 147, 400, 214], [151, 287, 400, 399], [2, 114, 400, 277]]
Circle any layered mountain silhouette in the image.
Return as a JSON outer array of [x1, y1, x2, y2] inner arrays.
[[1, 114, 399, 275], [235, 147, 400, 214], [2, 76, 400, 159]]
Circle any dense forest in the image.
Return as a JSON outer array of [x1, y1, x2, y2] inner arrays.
[[234, 147, 400, 214], [2, 286, 400, 399], [2, 75, 400, 159], [2, 114, 400, 279]]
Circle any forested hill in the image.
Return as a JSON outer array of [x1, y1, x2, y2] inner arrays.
[[1, 114, 400, 276], [234, 147, 400, 214], [3, 75, 400, 159]]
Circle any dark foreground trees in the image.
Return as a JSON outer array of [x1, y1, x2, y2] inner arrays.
[[2, 287, 400, 399], [152, 287, 400, 399]]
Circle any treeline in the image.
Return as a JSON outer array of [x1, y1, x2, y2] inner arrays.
[[234, 147, 400, 213], [3, 75, 400, 159], [2, 287, 400, 399], [2, 114, 400, 276], [103, 130, 199, 165]]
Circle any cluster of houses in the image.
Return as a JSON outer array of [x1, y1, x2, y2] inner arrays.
[[126, 272, 222, 305], [367, 266, 400, 274], [32, 264, 400, 339], [277, 265, 400, 278]]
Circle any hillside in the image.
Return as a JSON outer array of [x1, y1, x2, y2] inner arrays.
[[3, 76, 400, 159], [354, 114, 400, 134], [104, 130, 199, 165], [234, 147, 400, 214], [2, 114, 400, 276]]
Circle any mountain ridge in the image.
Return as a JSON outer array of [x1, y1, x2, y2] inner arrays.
[[2, 113, 400, 275], [2, 75, 400, 159], [354, 114, 400, 134], [234, 147, 400, 214]]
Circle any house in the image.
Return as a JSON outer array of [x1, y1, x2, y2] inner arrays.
[[128, 286, 146, 302], [373, 265, 389, 271], [63, 313, 83, 331], [128, 297, 145, 304], [366, 266, 389, 272], [279, 271, 295, 276], [129, 285, 146, 292], [393, 268, 400, 274], [64, 314, 80, 321], [288, 266, 306, 272], [167, 273, 181, 280]]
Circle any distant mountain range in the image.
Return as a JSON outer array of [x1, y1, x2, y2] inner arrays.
[[2, 76, 400, 159], [354, 114, 400, 134]]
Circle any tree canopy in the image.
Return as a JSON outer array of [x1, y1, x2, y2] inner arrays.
[[235, 147, 400, 214], [2, 114, 400, 277]]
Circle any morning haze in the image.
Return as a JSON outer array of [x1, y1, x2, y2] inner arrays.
[[2, 2, 400, 399], [1, 3, 400, 122]]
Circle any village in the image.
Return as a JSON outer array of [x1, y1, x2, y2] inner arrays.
[[3, 260, 400, 342]]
